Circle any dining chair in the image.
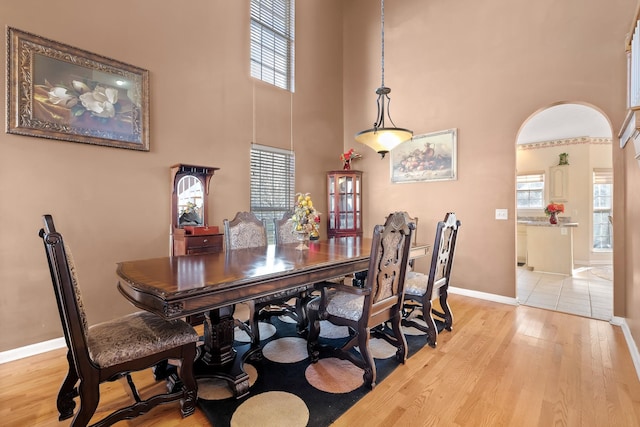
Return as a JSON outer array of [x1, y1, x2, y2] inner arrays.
[[306, 211, 415, 389], [222, 211, 269, 347], [223, 211, 268, 250], [39, 215, 199, 427], [402, 212, 461, 348]]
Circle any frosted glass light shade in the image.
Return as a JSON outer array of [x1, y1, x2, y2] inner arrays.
[[355, 127, 413, 158]]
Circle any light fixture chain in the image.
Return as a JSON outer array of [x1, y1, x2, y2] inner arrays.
[[380, 0, 385, 88]]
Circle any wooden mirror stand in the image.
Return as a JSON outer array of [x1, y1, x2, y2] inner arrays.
[[170, 164, 223, 256]]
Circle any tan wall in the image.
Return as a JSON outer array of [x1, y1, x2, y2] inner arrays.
[[343, 0, 633, 304], [0, 0, 344, 351]]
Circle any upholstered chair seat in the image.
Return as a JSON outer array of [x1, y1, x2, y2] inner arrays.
[[308, 290, 364, 322], [87, 312, 199, 368], [404, 271, 441, 299]]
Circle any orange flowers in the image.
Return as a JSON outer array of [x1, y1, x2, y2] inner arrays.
[[545, 202, 565, 215]]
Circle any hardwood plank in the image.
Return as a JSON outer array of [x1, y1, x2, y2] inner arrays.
[[1, 296, 639, 427]]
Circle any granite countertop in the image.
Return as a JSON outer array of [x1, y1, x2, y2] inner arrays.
[[517, 220, 579, 227], [517, 216, 578, 227]]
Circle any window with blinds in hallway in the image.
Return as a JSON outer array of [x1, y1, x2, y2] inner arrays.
[[250, 0, 295, 92], [593, 169, 612, 250], [250, 144, 295, 244]]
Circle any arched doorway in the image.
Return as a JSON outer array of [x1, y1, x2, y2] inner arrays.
[[515, 102, 613, 320]]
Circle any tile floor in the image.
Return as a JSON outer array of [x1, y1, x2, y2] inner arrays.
[[516, 264, 613, 321]]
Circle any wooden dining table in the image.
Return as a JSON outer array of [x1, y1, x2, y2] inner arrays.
[[117, 237, 429, 398]]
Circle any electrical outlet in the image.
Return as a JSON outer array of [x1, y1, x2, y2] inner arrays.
[[495, 209, 508, 220]]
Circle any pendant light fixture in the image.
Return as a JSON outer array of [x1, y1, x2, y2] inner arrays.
[[355, 0, 413, 158]]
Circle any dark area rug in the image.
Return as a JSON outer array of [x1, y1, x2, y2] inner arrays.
[[197, 317, 444, 427]]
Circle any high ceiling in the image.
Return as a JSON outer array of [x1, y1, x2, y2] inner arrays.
[[516, 104, 612, 144]]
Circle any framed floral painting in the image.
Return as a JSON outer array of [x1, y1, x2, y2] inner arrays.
[[6, 27, 149, 151], [390, 128, 457, 183]]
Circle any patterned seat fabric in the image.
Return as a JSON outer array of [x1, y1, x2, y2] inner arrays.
[[224, 211, 268, 250], [88, 312, 199, 368], [228, 222, 268, 249]]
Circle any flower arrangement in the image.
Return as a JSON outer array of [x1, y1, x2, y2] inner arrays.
[[340, 148, 362, 170], [292, 193, 321, 238], [544, 202, 565, 216]]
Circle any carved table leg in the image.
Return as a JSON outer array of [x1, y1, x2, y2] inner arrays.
[[194, 306, 250, 399]]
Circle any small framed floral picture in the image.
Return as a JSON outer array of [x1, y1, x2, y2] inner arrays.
[[390, 128, 457, 183], [6, 27, 149, 151]]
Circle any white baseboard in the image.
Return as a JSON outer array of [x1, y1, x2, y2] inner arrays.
[[574, 259, 613, 266], [448, 286, 519, 306], [0, 337, 65, 364], [615, 317, 640, 382]]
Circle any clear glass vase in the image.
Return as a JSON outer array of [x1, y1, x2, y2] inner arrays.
[[295, 231, 310, 250]]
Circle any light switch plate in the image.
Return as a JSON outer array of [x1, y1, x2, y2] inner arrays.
[[495, 209, 508, 220]]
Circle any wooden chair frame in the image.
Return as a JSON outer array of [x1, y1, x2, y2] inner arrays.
[[306, 212, 415, 388], [39, 215, 198, 426], [402, 212, 461, 347]]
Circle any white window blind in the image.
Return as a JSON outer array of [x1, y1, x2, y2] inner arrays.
[[250, 143, 295, 243], [517, 173, 545, 209], [593, 169, 613, 250], [250, 0, 295, 92]]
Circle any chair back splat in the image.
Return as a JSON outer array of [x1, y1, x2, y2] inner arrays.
[[39, 214, 199, 427], [403, 212, 461, 347], [274, 210, 299, 245], [223, 211, 268, 250], [306, 211, 415, 389]]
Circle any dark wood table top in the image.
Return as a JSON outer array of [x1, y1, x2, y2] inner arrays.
[[117, 237, 375, 319]]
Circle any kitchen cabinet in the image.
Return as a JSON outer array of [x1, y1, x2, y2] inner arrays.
[[549, 165, 569, 202]]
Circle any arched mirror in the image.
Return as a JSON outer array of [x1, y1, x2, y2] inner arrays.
[[171, 164, 222, 256], [177, 175, 204, 226]]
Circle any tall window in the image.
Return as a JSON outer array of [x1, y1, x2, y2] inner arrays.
[[517, 173, 545, 209], [250, 144, 295, 243], [593, 169, 613, 250], [250, 0, 295, 91]]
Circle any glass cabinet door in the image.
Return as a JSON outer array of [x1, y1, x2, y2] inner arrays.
[[326, 170, 362, 238]]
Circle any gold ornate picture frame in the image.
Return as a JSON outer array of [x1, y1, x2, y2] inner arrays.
[[390, 128, 457, 183], [6, 27, 149, 151]]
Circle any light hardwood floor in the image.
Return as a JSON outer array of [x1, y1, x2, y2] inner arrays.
[[1, 295, 639, 426]]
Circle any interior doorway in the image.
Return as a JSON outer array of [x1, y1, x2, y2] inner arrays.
[[515, 103, 613, 321]]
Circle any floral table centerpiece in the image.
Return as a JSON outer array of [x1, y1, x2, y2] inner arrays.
[[544, 202, 565, 224], [340, 148, 362, 170], [292, 193, 321, 249]]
